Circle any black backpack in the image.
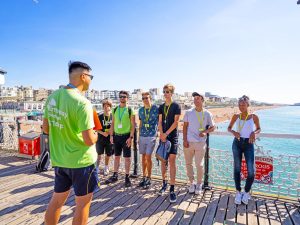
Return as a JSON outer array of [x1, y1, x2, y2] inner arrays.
[[36, 135, 50, 172]]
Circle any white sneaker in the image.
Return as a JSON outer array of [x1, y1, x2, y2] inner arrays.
[[188, 184, 195, 194], [235, 191, 242, 205], [242, 192, 251, 205], [103, 166, 109, 176], [195, 184, 202, 195]]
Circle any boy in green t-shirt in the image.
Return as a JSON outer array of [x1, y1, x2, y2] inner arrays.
[[105, 90, 136, 187], [43, 61, 98, 225]]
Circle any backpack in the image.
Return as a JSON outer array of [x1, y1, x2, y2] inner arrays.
[[36, 134, 50, 172]]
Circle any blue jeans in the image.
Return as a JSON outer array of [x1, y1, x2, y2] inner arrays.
[[232, 138, 255, 192]]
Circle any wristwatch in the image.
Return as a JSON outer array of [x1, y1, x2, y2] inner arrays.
[[130, 136, 134, 139]]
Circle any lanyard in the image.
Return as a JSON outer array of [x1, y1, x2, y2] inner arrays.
[[144, 106, 152, 123], [164, 102, 172, 121], [66, 83, 83, 96], [118, 106, 127, 122], [238, 113, 249, 132], [104, 114, 110, 128], [195, 109, 204, 130]]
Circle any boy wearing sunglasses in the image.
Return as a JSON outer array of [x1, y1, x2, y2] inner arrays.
[[138, 92, 159, 189], [158, 83, 181, 203], [105, 90, 136, 187]]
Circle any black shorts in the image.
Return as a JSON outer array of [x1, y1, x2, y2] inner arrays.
[[167, 136, 178, 155], [96, 138, 114, 156], [54, 164, 99, 196], [113, 134, 131, 158]]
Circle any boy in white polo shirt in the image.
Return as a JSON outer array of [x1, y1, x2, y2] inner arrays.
[[183, 92, 215, 195]]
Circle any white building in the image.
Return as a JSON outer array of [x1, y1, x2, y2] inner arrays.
[[149, 88, 160, 96], [23, 87, 34, 101], [100, 90, 119, 100], [85, 89, 101, 101], [0, 86, 18, 98], [131, 89, 143, 101], [19, 101, 45, 112], [149, 88, 160, 101]]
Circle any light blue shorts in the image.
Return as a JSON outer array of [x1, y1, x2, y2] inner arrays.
[[139, 136, 157, 155]]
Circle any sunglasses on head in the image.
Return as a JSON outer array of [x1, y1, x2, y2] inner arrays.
[[119, 95, 127, 99], [163, 90, 170, 94]]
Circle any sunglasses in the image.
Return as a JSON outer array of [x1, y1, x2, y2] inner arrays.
[[83, 73, 94, 80], [163, 90, 170, 94], [119, 95, 127, 99], [142, 97, 149, 100]]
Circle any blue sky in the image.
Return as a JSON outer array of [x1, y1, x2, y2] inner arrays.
[[0, 0, 299, 104]]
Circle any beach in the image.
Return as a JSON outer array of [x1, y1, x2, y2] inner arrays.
[[206, 105, 281, 123], [178, 105, 281, 130]]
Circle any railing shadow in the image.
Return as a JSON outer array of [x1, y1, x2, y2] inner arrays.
[[0, 156, 36, 178]]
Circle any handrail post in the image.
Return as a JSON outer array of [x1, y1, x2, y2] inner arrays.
[[203, 125, 211, 190], [131, 125, 138, 178], [17, 118, 21, 137]]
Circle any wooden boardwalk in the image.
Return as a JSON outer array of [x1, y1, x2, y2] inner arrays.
[[0, 153, 300, 225]]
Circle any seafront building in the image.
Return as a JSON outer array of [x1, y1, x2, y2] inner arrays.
[[1, 78, 266, 114]]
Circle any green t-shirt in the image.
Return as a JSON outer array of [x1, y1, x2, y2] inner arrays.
[[44, 88, 97, 168], [113, 106, 135, 134]]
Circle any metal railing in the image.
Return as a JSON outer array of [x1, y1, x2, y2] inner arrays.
[[1, 120, 299, 201], [149, 131, 300, 202]]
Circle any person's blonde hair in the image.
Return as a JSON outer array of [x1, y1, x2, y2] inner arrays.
[[163, 83, 175, 94], [142, 92, 151, 99], [102, 99, 113, 108]]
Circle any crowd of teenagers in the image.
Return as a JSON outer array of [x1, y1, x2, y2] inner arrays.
[[42, 61, 261, 225]]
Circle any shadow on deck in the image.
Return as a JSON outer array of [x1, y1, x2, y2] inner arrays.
[[0, 153, 299, 225]]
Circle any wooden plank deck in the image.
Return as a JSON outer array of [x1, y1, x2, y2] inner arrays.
[[0, 153, 300, 225]]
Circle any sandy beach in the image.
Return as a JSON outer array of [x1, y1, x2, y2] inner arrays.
[[205, 105, 280, 123], [178, 105, 281, 130]]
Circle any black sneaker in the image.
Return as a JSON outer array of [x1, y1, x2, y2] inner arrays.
[[169, 191, 177, 203], [138, 177, 146, 187], [129, 172, 138, 178], [144, 178, 151, 189], [158, 183, 168, 195], [105, 175, 118, 184], [125, 177, 132, 187]]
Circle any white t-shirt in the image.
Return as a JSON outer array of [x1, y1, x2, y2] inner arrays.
[[183, 108, 215, 143]]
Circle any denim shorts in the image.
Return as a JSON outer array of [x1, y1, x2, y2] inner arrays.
[[54, 164, 99, 196], [139, 136, 157, 155]]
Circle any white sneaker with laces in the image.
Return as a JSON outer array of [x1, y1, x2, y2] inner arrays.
[[195, 183, 202, 195], [103, 166, 109, 176], [235, 191, 242, 205], [242, 192, 251, 205], [188, 183, 196, 194]]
